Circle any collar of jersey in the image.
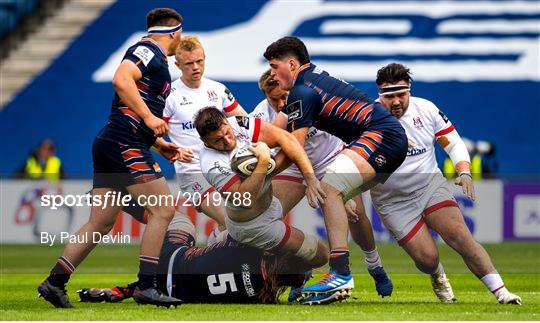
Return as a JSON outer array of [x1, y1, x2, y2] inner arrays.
[[141, 37, 166, 57], [292, 63, 312, 85]]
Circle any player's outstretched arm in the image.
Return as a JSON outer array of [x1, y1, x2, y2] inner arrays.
[[112, 60, 168, 136], [258, 122, 325, 207], [225, 104, 248, 117]]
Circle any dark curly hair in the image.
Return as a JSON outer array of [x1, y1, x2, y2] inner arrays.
[[263, 36, 310, 65], [257, 252, 311, 304], [376, 63, 413, 86], [146, 8, 182, 29], [194, 106, 226, 139]]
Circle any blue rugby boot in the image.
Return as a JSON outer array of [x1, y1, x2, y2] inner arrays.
[[301, 270, 354, 296], [368, 266, 393, 297]]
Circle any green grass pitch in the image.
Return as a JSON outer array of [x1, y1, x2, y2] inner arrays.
[[1, 242, 538, 320]]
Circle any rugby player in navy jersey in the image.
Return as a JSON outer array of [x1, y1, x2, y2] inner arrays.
[[264, 36, 408, 303], [38, 8, 185, 308], [77, 215, 316, 304]]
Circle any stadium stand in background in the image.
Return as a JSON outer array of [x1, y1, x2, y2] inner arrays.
[[0, 0, 538, 178], [0, 0, 114, 107]]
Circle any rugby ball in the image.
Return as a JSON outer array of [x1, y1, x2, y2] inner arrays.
[[231, 148, 276, 176]]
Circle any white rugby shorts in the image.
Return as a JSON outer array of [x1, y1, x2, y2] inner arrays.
[[373, 175, 459, 245], [224, 196, 291, 250]]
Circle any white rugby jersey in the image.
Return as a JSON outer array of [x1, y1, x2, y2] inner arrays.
[[163, 77, 241, 173], [200, 116, 271, 198], [370, 96, 457, 203], [250, 99, 278, 123], [250, 99, 344, 171]]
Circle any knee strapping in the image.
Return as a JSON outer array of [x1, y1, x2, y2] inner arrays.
[[295, 234, 319, 261]]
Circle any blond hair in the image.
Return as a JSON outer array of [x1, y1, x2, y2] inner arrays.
[[175, 35, 204, 61]]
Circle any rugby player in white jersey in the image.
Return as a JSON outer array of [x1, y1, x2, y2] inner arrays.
[[195, 107, 328, 272], [252, 70, 394, 300], [163, 36, 247, 242], [347, 63, 521, 304]]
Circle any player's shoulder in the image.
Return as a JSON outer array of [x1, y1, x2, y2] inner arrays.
[[127, 40, 162, 63], [250, 100, 270, 119], [169, 79, 185, 95], [227, 115, 253, 130], [410, 96, 440, 115], [290, 83, 318, 97]]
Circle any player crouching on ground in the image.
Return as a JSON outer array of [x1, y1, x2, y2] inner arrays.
[[79, 214, 318, 304]]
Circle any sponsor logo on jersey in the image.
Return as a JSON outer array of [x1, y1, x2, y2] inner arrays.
[[305, 128, 319, 139], [225, 88, 235, 102], [207, 90, 218, 102], [407, 139, 427, 156], [235, 116, 250, 129], [179, 96, 194, 106], [180, 120, 195, 130], [413, 116, 424, 129], [438, 110, 449, 123], [286, 100, 303, 123], [375, 154, 387, 167], [241, 264, 256, 297], [251, 111, 266, 119], [407, 147, 427, 156], [213, 161, 232, 176], [191, 182, 202, 192], [132, 46, 154, 66]]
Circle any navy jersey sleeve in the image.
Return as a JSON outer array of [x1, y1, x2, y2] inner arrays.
[[123, 44, 158, 74], [284, 85, 321, 132]]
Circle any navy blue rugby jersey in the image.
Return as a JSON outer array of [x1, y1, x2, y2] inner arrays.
[[283, 63, 398, 144], [161, 238, 267, 303], [104, 38, 171, 146]]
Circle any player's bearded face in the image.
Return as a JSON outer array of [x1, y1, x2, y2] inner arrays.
[[203, 122, 237, 152], [268, 59, 294, 91], [379, 81, 410, 119]]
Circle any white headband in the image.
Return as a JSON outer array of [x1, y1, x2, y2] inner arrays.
[[378, 85, 410, 95], [147, 22, 182, 34]]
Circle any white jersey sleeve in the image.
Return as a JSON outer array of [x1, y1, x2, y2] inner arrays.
[[428, 103, 455, 138], [163, 95, 175, 121], [220, 84, 240, 113], [249, 99, 277, 123], [200, 149, 240, 193], [228, 116, 262, 143]]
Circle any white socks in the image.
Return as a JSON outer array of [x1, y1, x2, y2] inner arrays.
[[481, 270, 505, 293], [364, 248, 382, 270]]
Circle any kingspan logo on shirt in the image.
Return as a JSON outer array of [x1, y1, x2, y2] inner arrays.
[[180, 120, 195, 130]]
